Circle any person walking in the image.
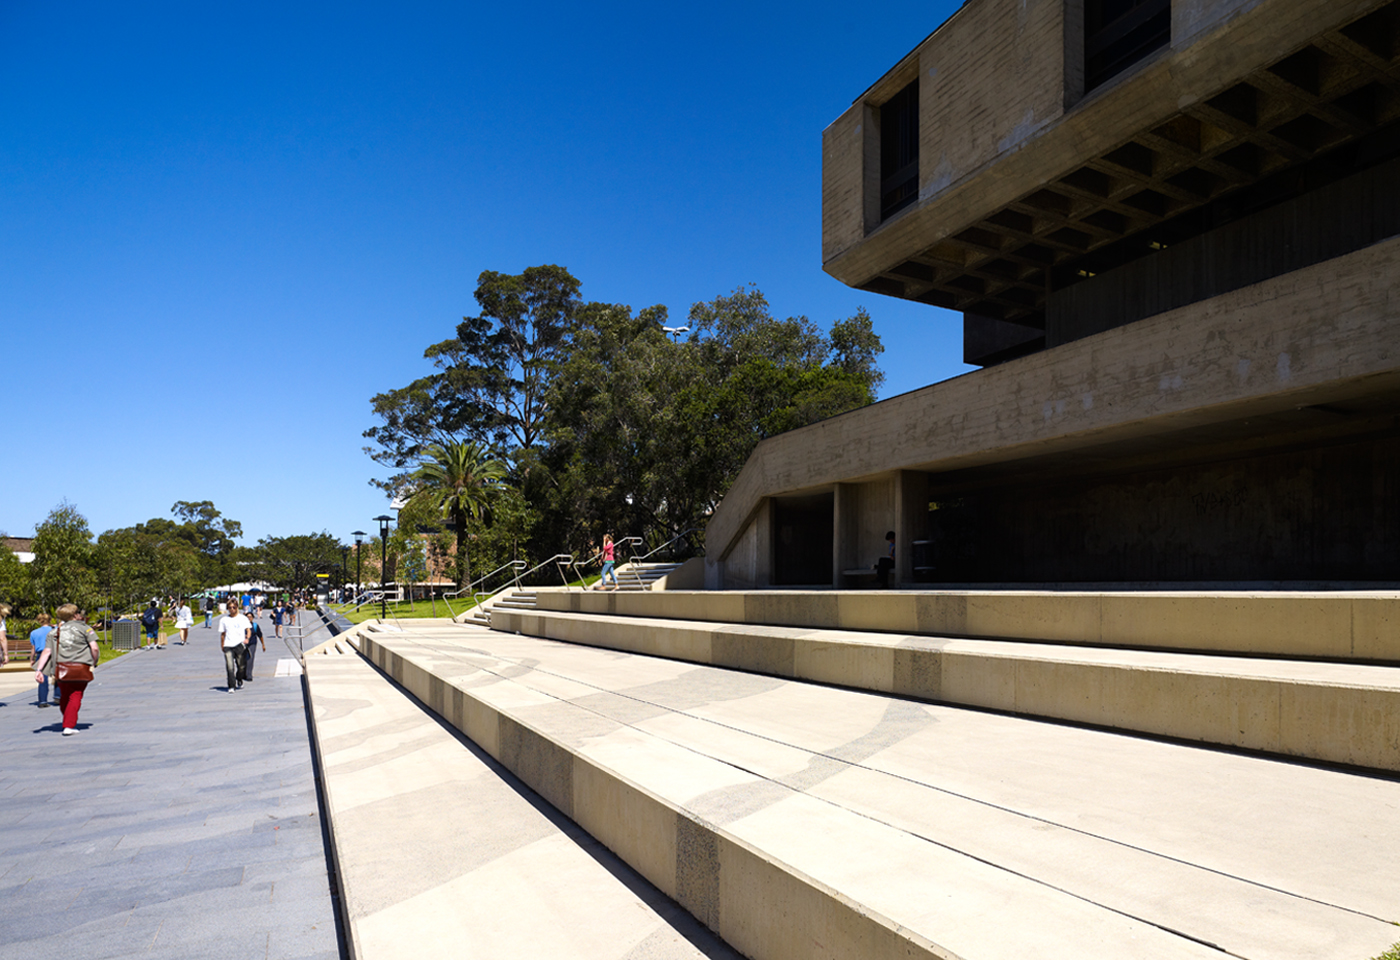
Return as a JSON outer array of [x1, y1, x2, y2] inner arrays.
[[29, 613, 54, 707], [174, 598, 194, 645], [271, 600, 284, 640], [140, 599, 163, 649], [33, 604, 99, 735], [218, 601, 251, 692], [243, 612, 266, 683], [0, 601, 10, 667], [595, 534, 619, 590], [203, 595, 215, 629]]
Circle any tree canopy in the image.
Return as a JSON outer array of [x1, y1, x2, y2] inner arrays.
[[365, 267, 885, 573]]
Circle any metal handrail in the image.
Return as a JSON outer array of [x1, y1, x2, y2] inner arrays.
[[471, 553, 574, 607], [446, 560, 527, 599], [631, 528, 699, 564]]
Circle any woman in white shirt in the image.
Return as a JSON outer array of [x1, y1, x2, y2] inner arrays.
[[174, 599, 195, 646]]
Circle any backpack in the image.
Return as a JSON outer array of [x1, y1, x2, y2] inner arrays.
[[141, 607, 159, 627]]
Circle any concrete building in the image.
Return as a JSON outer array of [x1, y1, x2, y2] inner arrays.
[[705, 0, 1400, 589]]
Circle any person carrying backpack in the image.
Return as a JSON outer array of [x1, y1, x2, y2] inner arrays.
[[140, 600, 163, 649]]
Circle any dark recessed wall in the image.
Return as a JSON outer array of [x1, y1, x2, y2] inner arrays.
[[924, 430, 1400, 583], [1046, 152, 1400, 347]]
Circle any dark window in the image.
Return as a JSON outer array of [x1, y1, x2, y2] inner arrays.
[[1086, 0, 1170, 92], [880, 80, 919, 221]]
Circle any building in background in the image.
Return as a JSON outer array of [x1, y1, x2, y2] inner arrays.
[[706, 0, 1400, 588]]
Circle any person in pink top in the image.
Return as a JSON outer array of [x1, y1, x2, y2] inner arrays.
[[596, 533, 618, 590]]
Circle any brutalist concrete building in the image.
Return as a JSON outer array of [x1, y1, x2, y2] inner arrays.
[[705, 0, 1400, 588]]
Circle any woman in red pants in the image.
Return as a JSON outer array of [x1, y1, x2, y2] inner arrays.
[[32, 604, 99, 736]]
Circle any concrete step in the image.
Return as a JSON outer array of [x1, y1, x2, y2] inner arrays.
[[612, 562, 682, 591], [304, 645, 740, 960], [489, 606, 1400, 771], [355, 620, 1400, 960], [534, 588, 1400, 662]]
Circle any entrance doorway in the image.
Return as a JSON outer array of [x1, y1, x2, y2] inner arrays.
[[773, 493, 834, 585]]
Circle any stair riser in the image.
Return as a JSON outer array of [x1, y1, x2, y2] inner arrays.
[[360, 633, 952, 960], [490, 609, 1400, 772], [535, 591, 1400, 662]]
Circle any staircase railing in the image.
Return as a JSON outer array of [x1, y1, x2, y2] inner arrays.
[[632, 528, 699, 564], [438, 559, 527, 619], [475, 553, 574, 605], [561, 537, 643, 589]]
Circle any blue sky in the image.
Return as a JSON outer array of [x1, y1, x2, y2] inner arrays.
[[0, 0, 969, 545]]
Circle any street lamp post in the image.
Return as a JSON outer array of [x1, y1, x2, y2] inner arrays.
[[341, 546, 349, 602], [352, 530, 366, 604], [374, 516, 393, 622]]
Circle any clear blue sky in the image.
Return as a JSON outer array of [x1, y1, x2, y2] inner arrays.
[[0, 0, 969, 545]]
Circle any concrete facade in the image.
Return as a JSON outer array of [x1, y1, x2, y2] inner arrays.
[[708, 0, 1400, 589]]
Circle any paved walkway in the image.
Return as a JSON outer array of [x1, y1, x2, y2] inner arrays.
[[0, 616, 341, 960]]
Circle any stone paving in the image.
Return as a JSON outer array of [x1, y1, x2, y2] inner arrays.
[[0, 616, 341, 960]]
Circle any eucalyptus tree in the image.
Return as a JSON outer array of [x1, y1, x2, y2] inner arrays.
[[364, 265, 581, 494]]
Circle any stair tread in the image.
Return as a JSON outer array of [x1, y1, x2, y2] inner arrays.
[[362, 624, 1400, 960], [305, 652, 738, 960], [503, 608, 1400, 688]]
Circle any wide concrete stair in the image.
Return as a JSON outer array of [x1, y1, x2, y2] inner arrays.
[[305, 644, 739, 960], [314, 602, 1400, 960], [491, 589, 1400, 772]]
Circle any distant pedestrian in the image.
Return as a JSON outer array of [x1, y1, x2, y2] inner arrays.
[[875, 530, 896, 588], [0, 602, 9, 666], [33, 604, 99, 736], [174, 598, 194, 645], [218, 602, 251, 692], [140, 599, 163, 649], [271, 601, 284, 640], [29, 613, 53, 707], [595, 534, 618, 590], [242, 614, 265, 683], [203, 595, 215, 629]]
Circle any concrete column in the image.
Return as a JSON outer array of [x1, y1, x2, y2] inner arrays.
[[895, 470, 929, 585], [755, 499, 773, 588], [832, 484, 847, 588]]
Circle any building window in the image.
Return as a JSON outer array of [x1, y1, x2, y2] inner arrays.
[[880, 79, 919, 221], [1085, 0, 1170, 92]]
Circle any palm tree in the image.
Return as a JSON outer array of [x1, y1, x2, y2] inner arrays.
[[408, 440, 508, 595]]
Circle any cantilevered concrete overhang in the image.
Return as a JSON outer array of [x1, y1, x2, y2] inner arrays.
[[708, 234, 1400, 565], [823, 0, 1400, 329]]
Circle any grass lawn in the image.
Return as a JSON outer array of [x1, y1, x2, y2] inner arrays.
[[91, 629, 131, 663], [335, 598, 468, 625]]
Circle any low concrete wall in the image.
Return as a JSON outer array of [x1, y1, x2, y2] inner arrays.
[[534, 589, 1400, 662], [491, 607, 1400, 771]]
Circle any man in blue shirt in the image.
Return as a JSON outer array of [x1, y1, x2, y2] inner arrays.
[[29, 614, 55, 707]]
